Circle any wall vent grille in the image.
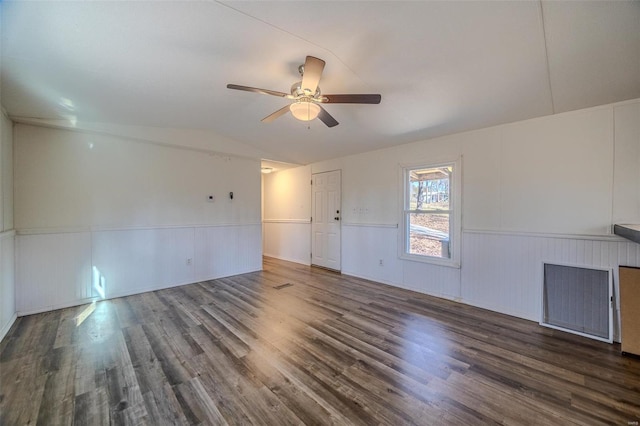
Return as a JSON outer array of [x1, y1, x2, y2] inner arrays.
[[273, 283, 294, 290], [541, 263, 612, 343]]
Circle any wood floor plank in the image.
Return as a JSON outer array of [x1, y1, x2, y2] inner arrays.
[[122, 326, 158, 387], [74, 387, 110, 426], [140, 385, 190, 426], [103, 331, 148, 423], [240, 351, 338, 426], [139, 322, 195, 387], [187, 355, 256, 425], [2, 256, 640, 425], [36, 346, 77, 425], [0, 352, 49, 425], [174, 377, 229, 426]]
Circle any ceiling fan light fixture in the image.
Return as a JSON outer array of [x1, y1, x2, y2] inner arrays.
[[290, 101, 320, 122], [227, 55, 380, 128]]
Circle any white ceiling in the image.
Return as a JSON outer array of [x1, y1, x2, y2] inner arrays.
[[2, 1, 639, 165]]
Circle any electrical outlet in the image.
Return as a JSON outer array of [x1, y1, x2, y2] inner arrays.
[[379, 259, 383, 266], [186, 258, 192, 266]]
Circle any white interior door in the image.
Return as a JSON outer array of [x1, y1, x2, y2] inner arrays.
[[311, 170, 341, 271]]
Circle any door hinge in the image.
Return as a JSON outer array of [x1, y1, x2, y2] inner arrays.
[[310, 252, 312, 259], [311, 179, 313, 185], [310, 217, 313, 223]]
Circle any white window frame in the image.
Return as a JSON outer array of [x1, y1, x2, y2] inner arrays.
[[398, 158, 461, 268]]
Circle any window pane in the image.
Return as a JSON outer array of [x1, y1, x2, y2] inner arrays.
[[409, 167, 451, 211], [409, 213, 450, 258]]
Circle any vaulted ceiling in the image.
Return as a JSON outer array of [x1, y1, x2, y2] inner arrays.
[[2, 1, 639, 165]]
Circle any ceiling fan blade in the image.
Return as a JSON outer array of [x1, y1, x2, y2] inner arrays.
[[317, 105, 339, 128], [301, 56, 325, 95], [321, 94, 381, 104], [227, 84, 288, 98], [261, 105, 291, 123]]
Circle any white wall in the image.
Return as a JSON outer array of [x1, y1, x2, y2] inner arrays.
[[0, 110, 16, 341], [613, 102, 640, 224], [263, 99, 640, 341], [262, 165, 312, 265], [14, 124, 262, 315]]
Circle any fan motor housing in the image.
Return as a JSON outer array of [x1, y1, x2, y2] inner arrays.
[[291, 81, 321, 99]]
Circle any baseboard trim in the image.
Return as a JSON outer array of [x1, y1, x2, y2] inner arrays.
[[0, 312, 18, 342], [263, 219, 311, 224], [17, 297, 99, 317], [342, 270, 541, 325], [263, 254, 310, 266], [16, 267, 263, 317]]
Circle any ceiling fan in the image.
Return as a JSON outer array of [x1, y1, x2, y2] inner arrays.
[[227, 56, 381, 128]]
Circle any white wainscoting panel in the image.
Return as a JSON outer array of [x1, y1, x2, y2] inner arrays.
[[342, 223, 460, 298], [402, 260, 461, 299], [194, 224, 262, 281], [92, 227, 196, 299], [461, 231, 640, 340], [16, 231, 92, 315], [15, 224, 262, 315], [342, 224, 403, 286], [263, 221, 311, 265], [1, 231, 16, 341], [461, 232, 542, 321]]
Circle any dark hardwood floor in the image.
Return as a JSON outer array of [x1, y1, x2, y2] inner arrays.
[[1, 257, 639, 425]]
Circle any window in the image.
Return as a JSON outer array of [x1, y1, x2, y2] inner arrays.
[[400, 160, 460, 267]]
